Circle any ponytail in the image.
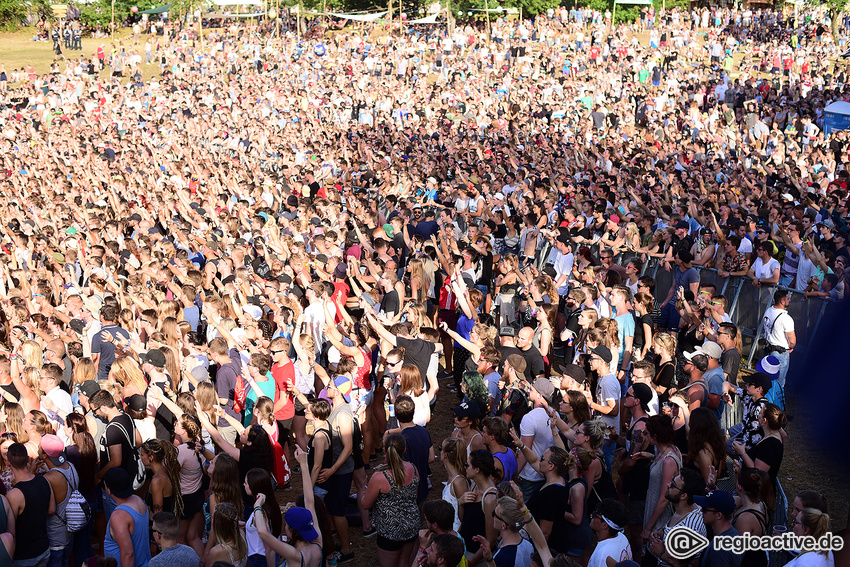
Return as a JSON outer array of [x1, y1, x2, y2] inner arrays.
[[383, 433, 407, 487], [739, 468, 775, 513], [797, 508, 832, 554], [442, 437, 467, 477]]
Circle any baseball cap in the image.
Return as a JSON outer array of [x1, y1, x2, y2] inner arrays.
[[40, 434, 67, 466], [532, 377, 557, 406], [333, 263, 348, 279], [451, 400, 481, 419], [104, 467, 134, 499], [685, 341, 722, 360], [242, 304, 264, 321], [125, 394, 147, 413], [631, 383, 653, 413], [818, 219, 835, 230], [284, 507, 319, 541], [506, 354, 527, 376], [78, 380, 101, 398], [499, 326, 516, 337], [591, 345, 613, 364], [694, 489, 736, 516], [746, 372, 772, 393], [675, 220, 690, 230], [140, 349, 166, 368], [332, 376, 352, 403]]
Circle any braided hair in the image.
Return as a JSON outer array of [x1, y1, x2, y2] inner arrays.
[[141, 438, 184, 517]]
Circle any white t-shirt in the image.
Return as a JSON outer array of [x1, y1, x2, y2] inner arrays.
[[588, 532, 632, 567], [738, 238, 753, 256], [751, 257, 780, 280], [518, 407, 554, 482], [762, 306, 794, 349], [553, 251, 574, 291], [596, 374, 621, 434]]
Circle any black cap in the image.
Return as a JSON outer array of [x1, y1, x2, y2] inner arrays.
[[69, 319, 86, 334], [452, 400, 481, 419], [631, 383, 653, 412], [286, 195, 299, 207], [675, 220, 690, 230], [78, 380, 101, 398], [125, 394, 147, 413], [746, 372, 772, 394], [104, 467, 134, 499], [591, 345, 613, 364], [140, 349, 166, 368]]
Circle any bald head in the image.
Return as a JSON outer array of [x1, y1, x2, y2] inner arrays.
[[517, 327, 534, 352]]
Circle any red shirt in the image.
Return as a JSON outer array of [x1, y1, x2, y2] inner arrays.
[[272, 360, 295, 421]]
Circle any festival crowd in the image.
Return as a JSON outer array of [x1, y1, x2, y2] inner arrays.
[[0, 4, 846, 567]]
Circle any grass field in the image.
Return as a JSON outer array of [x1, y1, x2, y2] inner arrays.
[[0, 28, 151, 76]]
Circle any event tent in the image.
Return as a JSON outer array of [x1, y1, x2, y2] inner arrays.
[[824, 101, 850, 136]]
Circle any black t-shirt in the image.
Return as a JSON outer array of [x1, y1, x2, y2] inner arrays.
[[497, 345, 523, 366], [654, 360, 675, 404], [634, 313, 653, 350], [720, 348, 740, 385], [99, 413, 137, 477], [747, 436, 783, 485], [528, 483, 571, 554], [396, 337, 435, 389], [519, 346, 546, 380], [380, 289, 400, 318]]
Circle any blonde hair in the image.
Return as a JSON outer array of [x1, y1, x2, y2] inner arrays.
[[110, 357, 147, 392], [796, 509, 832, 555], [212, 503, 247, 561], [158, 300, 181, 321], [161, 317, 182, 353], [20, 341, 43, 370], [3, 403, 29, 443], [72, 358, 97, 385], [196, 382, 217, 416], [22, 367, 42, 397], [160, 346, 180, 384], [654, 332, 678, 357], [595, 318, 620, 349]]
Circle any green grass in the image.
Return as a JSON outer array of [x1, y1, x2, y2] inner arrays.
[[0, 27, 157, 76]]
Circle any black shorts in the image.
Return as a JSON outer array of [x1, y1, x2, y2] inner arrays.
[[294, 397, 307, 417], [320, 471, 353, 516], [377, 534, 417, 551], [181, 487, 204, 520], [277, 418, 294, 443]]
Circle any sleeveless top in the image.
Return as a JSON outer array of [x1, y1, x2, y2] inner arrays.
[[459, 485, 498, 550], [218, 541, 248, 567], [14, 474, 51, 559], [105, 503, 151, 567], [733, 505, 769, 567], [0, 496, 9, 567], [372, 469, 420, 542], [566, 477, 593, 551], [493, 448, 518, 486], [280, 542, 324, 567], [622, 417, 651, 500], [328, 405, 355, 476], [352, 347, 372, 391], [145, 487, 175, 516], [47, 465, 80, 549], [441, 474, 469, 532], [644, 447, 682, 534]]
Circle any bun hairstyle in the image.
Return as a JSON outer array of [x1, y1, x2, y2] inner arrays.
[[545, 446, 573, 478], [580, 418, 608, 450], [441, 437, 468, 476], [761, 403, 787, 431], [468, 449, 496, 480], [739, 468, 775, 512]]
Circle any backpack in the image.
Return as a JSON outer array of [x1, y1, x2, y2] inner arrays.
[[110, 418, 146, 491], [233, 374, 247, 414], [59, 465, 92, 533]]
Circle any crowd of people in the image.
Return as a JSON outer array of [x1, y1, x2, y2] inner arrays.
[[0, 4, 846, 567]]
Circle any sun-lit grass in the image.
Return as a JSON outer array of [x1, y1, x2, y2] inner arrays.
[[0, 27, 159, 77]]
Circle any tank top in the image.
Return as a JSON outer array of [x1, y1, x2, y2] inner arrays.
[[441, 474, 469, 532], [328, 405, 354, 475], [308, 427, 333, 474], [733, 506, 769, 567], [246, 510, 264, 556], [458, 486, 497, 550], [493, 448, 518, 486], [372, 469, 420, 542], [105, 503, 151, 567], [566, 477, 593, 551], [14, 475, 51, 559], [145, 487, 175, 516], [47, 465, 79, 549]]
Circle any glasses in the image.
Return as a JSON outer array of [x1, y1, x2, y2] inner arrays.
[[270, 349, 284, 354], [702, 508, 719, 514], [387, 360, 402, 366], [492, 510, 510, 525], [624, 392, 635, 399], [91, 406, 101, 413], [151, 529, 163, 536]]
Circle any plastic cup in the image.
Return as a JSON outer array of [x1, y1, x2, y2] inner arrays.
[[772, 525, 787, 536]]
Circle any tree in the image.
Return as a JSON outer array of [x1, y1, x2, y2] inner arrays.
[[821, 0, 849, 37], [0, 0, 28, 31]]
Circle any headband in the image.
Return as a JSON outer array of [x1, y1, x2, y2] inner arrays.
[[600, 514, 624, 532]]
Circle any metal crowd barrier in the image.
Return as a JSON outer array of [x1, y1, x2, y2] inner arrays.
[[614, 254, 837, 369]]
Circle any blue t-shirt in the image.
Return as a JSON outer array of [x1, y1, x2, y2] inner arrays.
[[454, 315, 475, 349], [91, 324, 131, 380], [401, 425, 432, 503], [614, 312, 635, 367], [703, 366, 725, 419], [243, 374, 276, 427]]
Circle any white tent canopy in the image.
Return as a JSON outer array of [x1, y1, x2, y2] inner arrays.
[[408, 13, 440, 23], [210, 0, 263, 5]]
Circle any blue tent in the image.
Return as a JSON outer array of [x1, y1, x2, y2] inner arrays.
[[824, 101, 850, 136]]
